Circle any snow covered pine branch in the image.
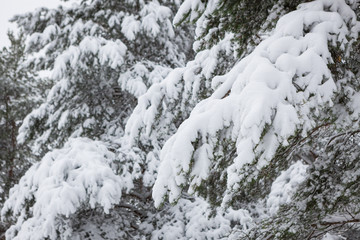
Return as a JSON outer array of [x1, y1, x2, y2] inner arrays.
[[1, 0, 360, 239], [153, 0, 360, 221]]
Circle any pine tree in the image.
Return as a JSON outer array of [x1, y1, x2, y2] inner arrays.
[[0, 31, 43, 238], [1, 0, 194, 239], [0, 31, 40, 206], [14, 0, 193, 157], [174, 0, 307, 56], [3, 0, 360, 239], [147, 0, 360, 238]]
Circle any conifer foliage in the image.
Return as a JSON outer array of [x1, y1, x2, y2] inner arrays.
[[15, 0, 191, 156], [0, 32, 39, 208], [154, 0, 360, 207], [2, 0, 193, 239], [2, 0, 360, 239]]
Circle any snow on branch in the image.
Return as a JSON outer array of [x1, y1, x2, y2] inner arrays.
[[153, 0, 360, 208], [1, 138, 131, 240], [266, 161, 308, 216], [150, 197, 253, 239], [121, 34, 236, 187]]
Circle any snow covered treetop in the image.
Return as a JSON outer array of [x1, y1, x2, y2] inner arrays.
[[13, 0, 188, 71], [153, 0, 360, 208]]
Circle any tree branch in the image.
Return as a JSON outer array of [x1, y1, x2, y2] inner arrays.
[[320, 219, 360, 226]]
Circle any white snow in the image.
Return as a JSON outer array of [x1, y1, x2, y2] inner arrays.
[[153, 0, 360, 208], [266, 161, 308, 215], [121, 15, 141, 41], [322, 233, 345, 240], [151, 197, 253, 239], [123, 33, 235, 190], [1, 138, 130, 240]]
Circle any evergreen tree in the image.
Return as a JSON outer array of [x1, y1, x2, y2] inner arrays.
[[2, 0, 194, 239], [0, 31, 40, 207], [2, 0, 360, 239], [0, 31, 43, 238], [134, 0, 360, 238], [174, 0, 305, 56], [15, 0, 193, 156]]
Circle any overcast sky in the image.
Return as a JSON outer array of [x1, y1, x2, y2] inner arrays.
[[0, 0, 64, 47]]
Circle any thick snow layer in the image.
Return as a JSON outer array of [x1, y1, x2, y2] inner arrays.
[[121, 1, 173, 40], [1, 138, 129, 240], [322, 233, 345, 240], [122, 33, 236, 187], [121, 15, 141, 41], [150, 197, 253, 239], [52, 36, 127, 80], [153, 0, 360, 207], [119, 62, 172, 98], [266, 161, 308, 215]]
